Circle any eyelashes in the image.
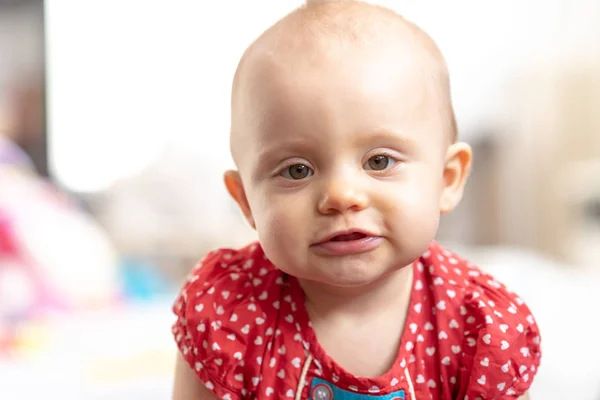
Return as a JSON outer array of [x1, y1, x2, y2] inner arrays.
[[277, 152, 401, 181]]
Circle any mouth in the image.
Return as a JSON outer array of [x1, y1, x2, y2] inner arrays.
[[311, 230, 382, 256], [316, 230, 373, 244], [329, 231, 369, 242]]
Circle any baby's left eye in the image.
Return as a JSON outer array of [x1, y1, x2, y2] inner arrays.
[[363, 155, 396, 171]]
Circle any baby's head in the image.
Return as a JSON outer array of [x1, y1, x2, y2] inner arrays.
[[225, 0, 471, 288]]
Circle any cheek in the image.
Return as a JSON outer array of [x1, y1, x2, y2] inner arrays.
[[379, 172, 442, 236], [249, 189, 313, 245]]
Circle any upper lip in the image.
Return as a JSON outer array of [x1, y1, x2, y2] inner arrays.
[[313, 229, 377, 245]]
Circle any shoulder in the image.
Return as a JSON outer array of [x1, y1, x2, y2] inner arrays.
[[171, 242, 285, 399], [423, 242, 542, 398]]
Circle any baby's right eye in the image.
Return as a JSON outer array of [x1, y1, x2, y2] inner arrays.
[[281, 164, 313, 180]]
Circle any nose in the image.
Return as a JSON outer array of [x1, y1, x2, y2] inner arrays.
[[317, 177, 369, 215]]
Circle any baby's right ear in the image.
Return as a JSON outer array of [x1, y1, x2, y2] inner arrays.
[[224, 170, 256, 229]]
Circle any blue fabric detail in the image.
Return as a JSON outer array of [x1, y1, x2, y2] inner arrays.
[[309, 378, 405, 400]]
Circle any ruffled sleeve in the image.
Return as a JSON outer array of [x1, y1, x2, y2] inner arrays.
[[171, 244, 272, 400], [457, 270, 542, 399]]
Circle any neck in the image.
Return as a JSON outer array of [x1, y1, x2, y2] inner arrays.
[[300, 264, 414, 318]]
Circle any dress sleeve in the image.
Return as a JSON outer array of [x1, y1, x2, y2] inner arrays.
[[171, 247, 267, 400], [457, 270, 542, 399]]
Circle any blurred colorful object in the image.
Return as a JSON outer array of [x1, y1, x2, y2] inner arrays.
[[0, 135, 121, 352]]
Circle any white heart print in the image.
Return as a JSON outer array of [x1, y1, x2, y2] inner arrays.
[[482, 334, 491, 344], [410, 323, 418, 334], [477, 375, 486, 385], [480, 357, 489, 367], [519, 365, 528, 374]]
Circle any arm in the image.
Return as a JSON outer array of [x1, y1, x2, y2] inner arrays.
[[172, 353, 219, 400], [518, 393, 530, 400]]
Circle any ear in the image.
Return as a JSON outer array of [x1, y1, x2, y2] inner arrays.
[[440, 142, 472, 214], [224, 170, 256, 229]]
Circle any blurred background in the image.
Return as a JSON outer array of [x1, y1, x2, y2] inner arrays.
[[0, 0, 599, 398]]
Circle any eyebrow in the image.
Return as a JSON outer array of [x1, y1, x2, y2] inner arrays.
[[354, 128, 415, 149], [253, 128, 415, 173], [255, 139, 314, 171]]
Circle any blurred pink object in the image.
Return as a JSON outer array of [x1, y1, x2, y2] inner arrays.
[[0, 136, 120, 326]]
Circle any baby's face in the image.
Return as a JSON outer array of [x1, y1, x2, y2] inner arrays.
[[230, 42, 459, 287]]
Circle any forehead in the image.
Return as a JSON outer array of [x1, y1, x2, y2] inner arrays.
[[234, 45, 447, 158]]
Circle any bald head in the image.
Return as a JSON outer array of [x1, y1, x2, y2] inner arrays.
[[230, 0, 457, 166]]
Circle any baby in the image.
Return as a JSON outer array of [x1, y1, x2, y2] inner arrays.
[[172, 1, 541, 399]]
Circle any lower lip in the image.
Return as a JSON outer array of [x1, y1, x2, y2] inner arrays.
[[311, 236, 383, 256]]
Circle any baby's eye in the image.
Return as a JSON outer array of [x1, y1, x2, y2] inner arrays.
[[281, 164, 313, 180], [363, 155, 396, 171]]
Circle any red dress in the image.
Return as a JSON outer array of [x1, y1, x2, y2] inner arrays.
[[172, 241, 541, 399]]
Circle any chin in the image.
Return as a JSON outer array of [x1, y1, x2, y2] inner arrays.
[[316, 258, 391, 287]]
